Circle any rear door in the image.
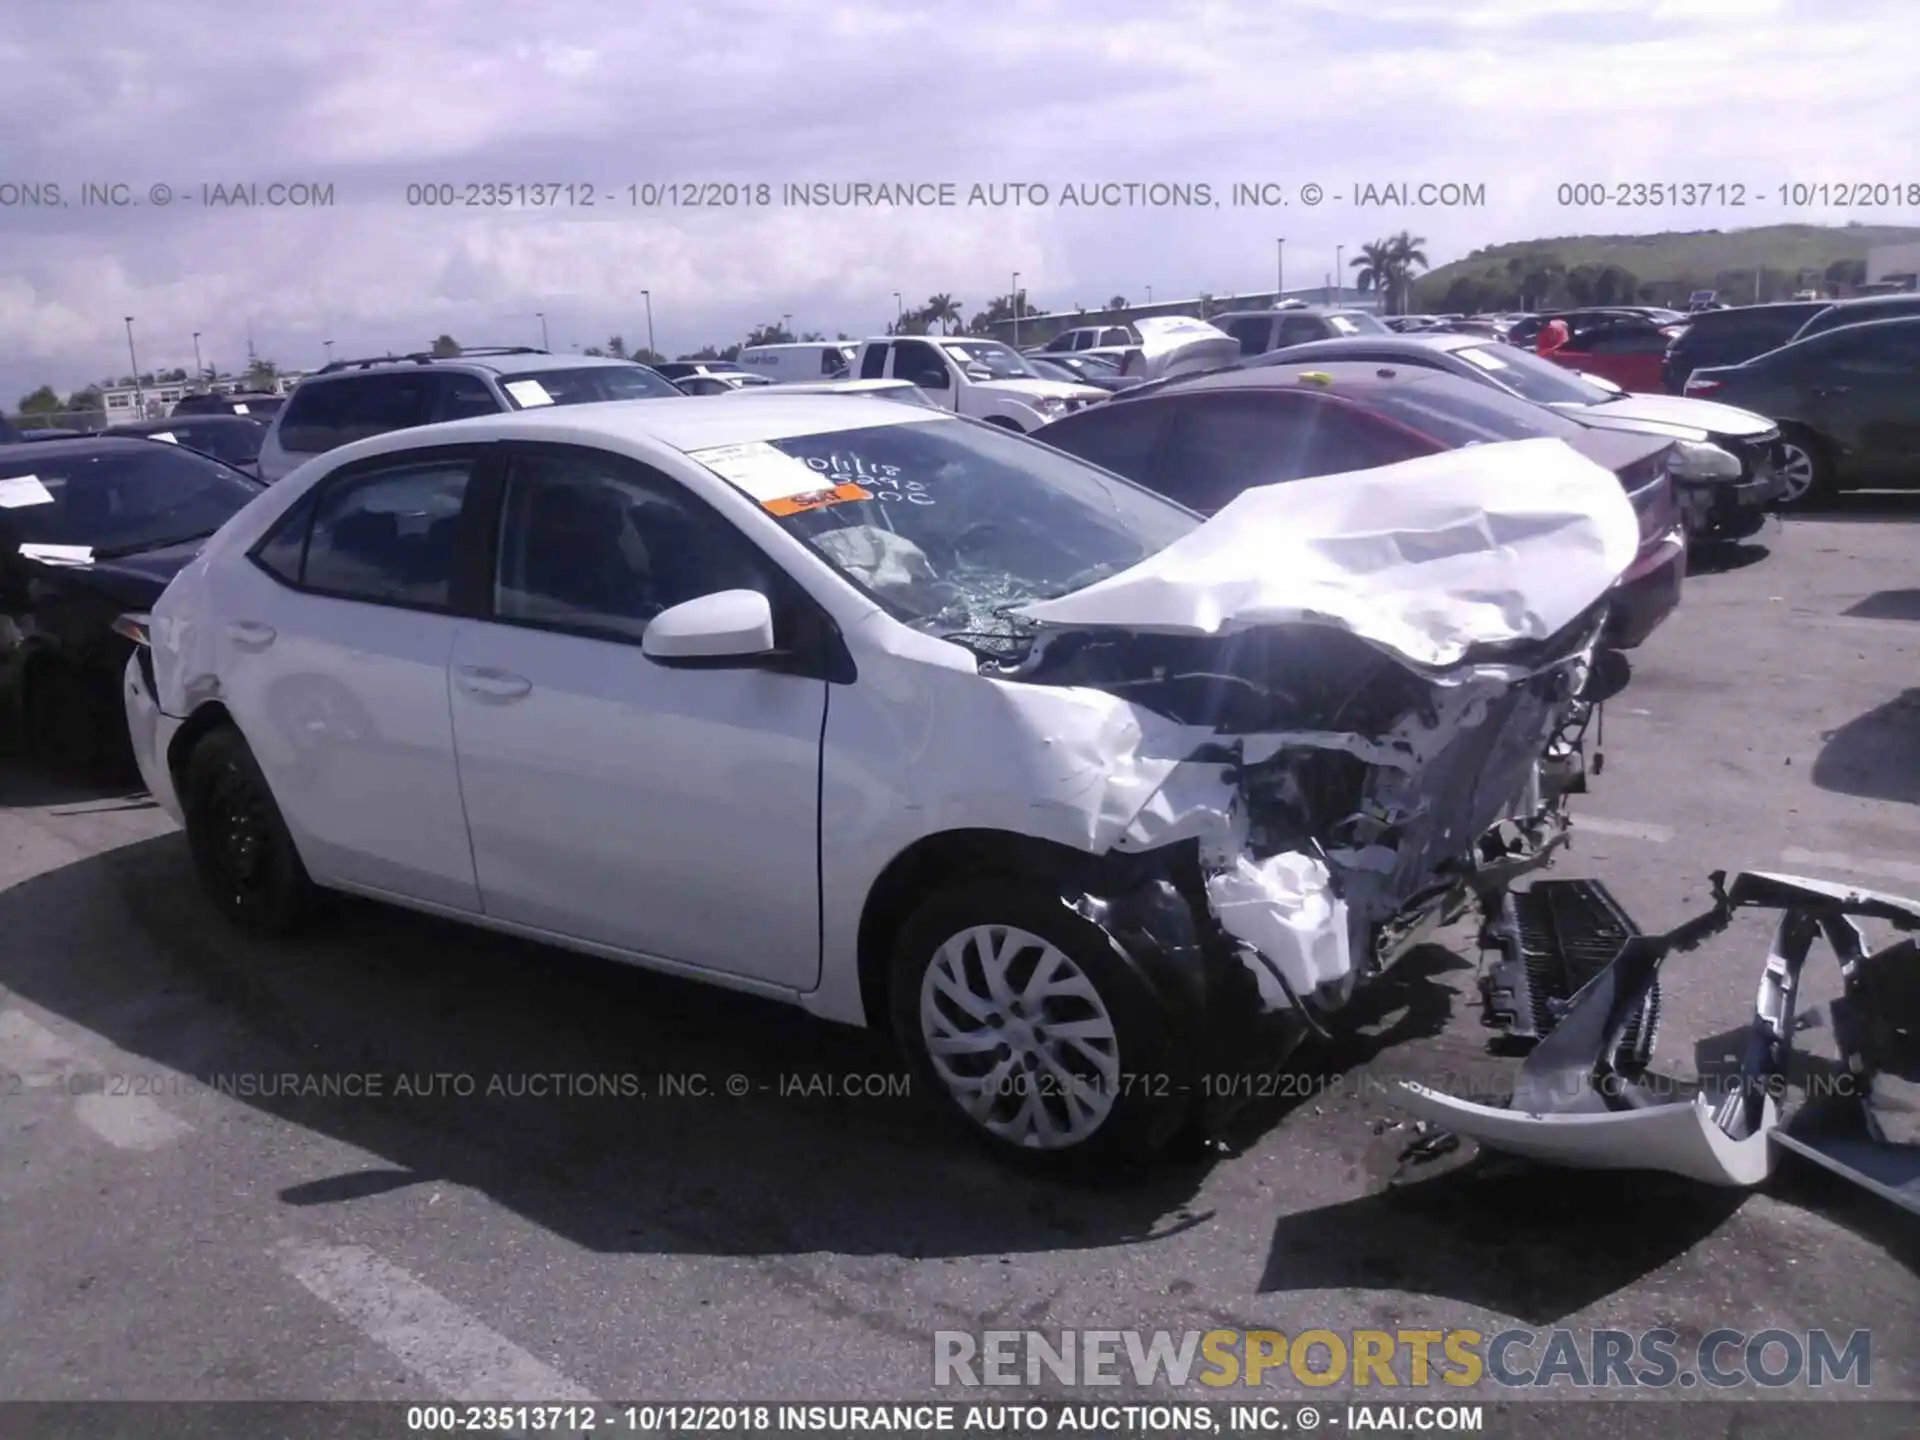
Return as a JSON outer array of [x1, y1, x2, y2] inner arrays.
[[1806, 323, 1920, 484], [886, 339, 958, 411]]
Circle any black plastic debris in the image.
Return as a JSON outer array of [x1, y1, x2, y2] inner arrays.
[[1480, 878, 1660, 1069]]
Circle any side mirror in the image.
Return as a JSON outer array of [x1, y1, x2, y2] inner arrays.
[[914, 369, 950, 389], [642, 589, 777, 666]]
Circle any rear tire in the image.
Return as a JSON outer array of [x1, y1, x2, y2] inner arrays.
[[180, 726, 317, 937], [889, 878, 1193, 1172]]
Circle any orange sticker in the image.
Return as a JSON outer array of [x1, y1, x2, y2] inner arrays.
[[762, 482, 872, 516]]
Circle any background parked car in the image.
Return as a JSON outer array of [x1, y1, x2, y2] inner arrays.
[[1258, 332, 1787, 539], [1209, 305, 1391, 358], [1787, 291, 1920, 344], [1529, 311, 1683, 392], [850, 335, 1106, 430], [1682, 315, 1920, 505], [171, 390, 286, 418], [1661, 301, 1830, 392], [0, 437, 263, 771], [102, 413, 271, 476], [1027, 354, 1138, 392], [256, 348, 681, 482], [653, 360, 753, 382], [672, 373, 776, 395], [1036, 324, 1139, 354], [1033, 362, 1685, 648]]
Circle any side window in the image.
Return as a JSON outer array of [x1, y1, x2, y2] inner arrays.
[[274, 381, 353, 454], [1585, 324, 1665, 354], [859, 345, 889, 380], [1275, 317, 1324, 348], [1300, 404, 1434, 474], [820, 348, 841, 376], [1034, 400, 1173, 485], [1226, 318, 1271, 355], [1829, 326, 1920, 371], [494, 450, 775, 643], [302, 458, 473, 609], [250, 490, 320, 584], [892, 340, 949, 388], [1155, 394, 1325, 512], [437, 372, 501, 421]]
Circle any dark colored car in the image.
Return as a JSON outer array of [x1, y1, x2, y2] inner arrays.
[[1029, 354, 1138, 392], [0, 438, 263, 771], [1209, 306, 1391, 358], [16, 428, 88, 442], [169, 390, 286, 417], [1787, 292, 1920, 344], [1032, 362, 1684, 649], [0, 412, 21, 444], [1661, 302, 1830, 392], [102, 414, 270, 475], [1254, 333, 1789, 539], [1683, 315, 1920, 504]]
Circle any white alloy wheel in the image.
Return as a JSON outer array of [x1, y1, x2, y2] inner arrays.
[[918, 923, 1121, 1150], [1776, 440, 1817, 505]]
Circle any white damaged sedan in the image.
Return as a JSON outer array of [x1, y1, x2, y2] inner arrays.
[[120, 394, 1638, 1168]]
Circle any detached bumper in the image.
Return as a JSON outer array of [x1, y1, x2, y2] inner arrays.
[[1602, 529, 1686, 649], [123, 653, 185, 825]]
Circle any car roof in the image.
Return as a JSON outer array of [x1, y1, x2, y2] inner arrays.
[[1794, 313, 1920, 341], [1116, 358, 1473, 403], [1820, 293, 1920, 310], [314, 393, 946, 462], [1258, 333, 1482, 359], [1211, 306, 1368, 320], [111, 414, 262, 429], [301, 350, 650, 383]]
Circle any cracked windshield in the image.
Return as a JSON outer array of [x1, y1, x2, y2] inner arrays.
[[690, 417, 1195, 652]]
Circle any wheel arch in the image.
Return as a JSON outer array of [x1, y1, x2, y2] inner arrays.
[[166, 699, 238, 792], [855, 828, 1144, 1033]]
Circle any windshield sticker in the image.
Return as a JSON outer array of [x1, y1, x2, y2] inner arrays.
[[691, 441, 834, 502], [0, 475, 56, 508], [504, 379, 555, 408], [150, 431, 179, 443], [232, 403, 250, 414], [1328, 317, 1358, 334], [19, 543, 93, 565], [762, 482, 872, 517], [1459, 348, 1509, 371]]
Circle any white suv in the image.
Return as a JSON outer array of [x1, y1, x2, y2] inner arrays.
[[122, 395, 1634, 1169], [851, 336, 1106, 431]]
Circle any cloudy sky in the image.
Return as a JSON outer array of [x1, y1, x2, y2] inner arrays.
[[3, 0, 1915, 403]]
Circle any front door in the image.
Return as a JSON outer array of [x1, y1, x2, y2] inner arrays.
[[445, 442, 826, 988]]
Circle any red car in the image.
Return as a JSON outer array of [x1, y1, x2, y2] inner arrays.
[[1535, 311, 1686, 393], [1032, 361, 1686, 649]]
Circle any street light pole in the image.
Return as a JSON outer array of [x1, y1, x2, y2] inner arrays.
[[1276, 238, 1285, 300], [1011, 271, 1020, 346], [124, 316, 143, 413], [192, 331, 204, 384], [642, 290, 655, 356], [1145, 285, 1153, 304], [1335, 245, 1345, 305], [535, 312, 549, 350], [324, 340, 335, 363], [893, 291, 903, 319], [783, 313, 793, 339]]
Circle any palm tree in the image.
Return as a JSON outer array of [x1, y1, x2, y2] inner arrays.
[[1350, 241, 1395, 303], [922, 294, 962, 335], [1384, 231, 1429, 315], [1107, 294, 1128, 311], [606, 335, 628, 359]]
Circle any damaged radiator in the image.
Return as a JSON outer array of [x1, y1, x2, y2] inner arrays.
[[1481, 878, 1660, 1070]]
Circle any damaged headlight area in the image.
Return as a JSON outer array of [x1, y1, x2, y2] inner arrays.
[[1004, 606, 1611, 1042], [1399, 870, 1920, 1215]]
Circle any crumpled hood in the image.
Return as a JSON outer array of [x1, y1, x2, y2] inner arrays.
[[1015, 437, 1641, 670], [1573, 392, 1776, 437], [979, 377, 1107, 405]]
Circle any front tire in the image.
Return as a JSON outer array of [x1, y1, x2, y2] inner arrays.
[[180, 726, 316, 937], [889, 879, 1192, 1171], [1774, 430, 1833, 509]]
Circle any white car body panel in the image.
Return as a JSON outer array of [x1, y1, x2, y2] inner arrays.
[[1554, 391, 1776, 437], [139, 399, 1635, 1035], [854, 339, 1106, 431]]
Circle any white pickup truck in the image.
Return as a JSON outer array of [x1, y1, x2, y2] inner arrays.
[[849, 335, 1107, 432]]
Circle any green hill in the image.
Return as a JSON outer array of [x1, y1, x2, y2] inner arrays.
[[1412, 222, 1920, 312]]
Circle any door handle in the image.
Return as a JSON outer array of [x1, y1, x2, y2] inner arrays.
[[226, 620, 276, 649], [455, 666, 532, 700]]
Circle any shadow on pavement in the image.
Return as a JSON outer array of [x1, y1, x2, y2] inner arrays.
[[1846, 589, 1920, 622], [1782, 492, 1920, 524], [0, 758, 155, 812], [1687, 541, 1770, 576], [0, 832, 1230, 1262], [1813, 689, 1920, 805]]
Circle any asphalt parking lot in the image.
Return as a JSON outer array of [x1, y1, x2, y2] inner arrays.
[[1, 501, 1916, 1411]]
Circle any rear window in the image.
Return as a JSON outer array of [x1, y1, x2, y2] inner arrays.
[[1361, 375, 1587, 447], [275, 374, 437, 454], [498, 364, 679, 407], [1328, 311, 1391, 335]]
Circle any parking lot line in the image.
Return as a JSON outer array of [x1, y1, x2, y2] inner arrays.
[[276, 1240, 600, 1403], [0, 1008, 193, 1151], [1778, 847, 1920, 889], [1572, 815, 1675, 843]]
